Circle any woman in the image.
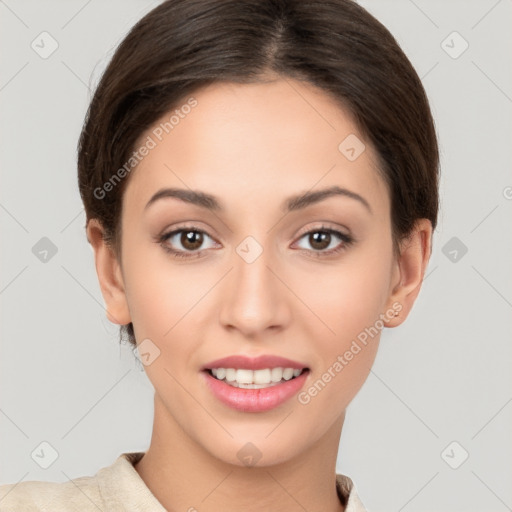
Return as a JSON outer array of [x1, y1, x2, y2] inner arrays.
[[0, 0, 439, 510]]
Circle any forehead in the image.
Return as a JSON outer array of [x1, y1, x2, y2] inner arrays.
[[123, 79, 388, 216]]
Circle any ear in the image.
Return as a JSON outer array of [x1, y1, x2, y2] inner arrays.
[[384, 219, 433, 327], [86, 219, 131, 326]]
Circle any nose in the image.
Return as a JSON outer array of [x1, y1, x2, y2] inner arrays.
[[218, 242, 290, 338]]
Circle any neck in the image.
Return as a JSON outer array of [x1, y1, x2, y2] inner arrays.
[[134, 393, 347, 512]]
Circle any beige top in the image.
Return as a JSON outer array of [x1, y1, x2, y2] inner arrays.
[[0, 452, 367, 511]]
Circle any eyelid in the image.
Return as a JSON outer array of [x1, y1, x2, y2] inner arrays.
[[294, 221, 351, 239], [160, 224, 220, 247], [291, 224, 354, 256], [159, 221, 218, 241]]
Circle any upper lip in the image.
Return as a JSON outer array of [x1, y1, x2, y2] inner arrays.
[[202, 355, 308, 371]]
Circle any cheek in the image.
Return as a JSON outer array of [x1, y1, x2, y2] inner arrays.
[[122, 236, 207, 336], [299, 249, 392, 337], [122, 240, 215, 383], [295, 242, 391, 397], [298, 269, 387, 415]]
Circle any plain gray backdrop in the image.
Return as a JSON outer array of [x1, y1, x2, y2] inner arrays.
[[1, 1, 511, 511]]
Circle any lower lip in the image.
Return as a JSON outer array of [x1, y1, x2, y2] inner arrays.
[[202, 370, 309, 412]]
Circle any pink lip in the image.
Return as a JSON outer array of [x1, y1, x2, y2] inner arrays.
[[201, 354, 308, 371], [201, 370, 310, 412]]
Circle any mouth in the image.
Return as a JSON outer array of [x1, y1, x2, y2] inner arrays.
[[205, 367, 309, 389], [200, 354, 310, 412]]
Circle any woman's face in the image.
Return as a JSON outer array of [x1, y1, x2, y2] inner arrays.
[[111, 78, 405, 466]]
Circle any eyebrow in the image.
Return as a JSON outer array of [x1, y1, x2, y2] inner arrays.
[[144, 185, 372, 214]]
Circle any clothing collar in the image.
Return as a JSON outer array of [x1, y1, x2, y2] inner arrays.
[[100, 452, 366, 511]]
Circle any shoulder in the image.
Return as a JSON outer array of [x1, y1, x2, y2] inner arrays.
[[336, 473, 368, 512], [0, 452, 155, 512], [0, 475, 103, 512]]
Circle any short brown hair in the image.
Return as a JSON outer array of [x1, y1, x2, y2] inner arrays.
[[77, 0, 440, 349]]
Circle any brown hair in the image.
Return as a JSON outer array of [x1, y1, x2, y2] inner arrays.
[[77, 0, 440, 350]]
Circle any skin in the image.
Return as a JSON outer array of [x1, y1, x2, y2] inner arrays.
[[87, 77, 432, 512]]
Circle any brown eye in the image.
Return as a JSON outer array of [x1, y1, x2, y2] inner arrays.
[[158, 226, 218, 259], [308, 231, 331, 251], [180, 230, 204, 250], [294, 227, 354, 257]]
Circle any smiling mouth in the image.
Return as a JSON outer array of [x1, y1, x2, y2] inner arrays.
[[206, 367, 309, 389]]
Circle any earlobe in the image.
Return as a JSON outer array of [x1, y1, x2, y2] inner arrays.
[[384, 219, 433, 327], [86, 219, 132, 326]]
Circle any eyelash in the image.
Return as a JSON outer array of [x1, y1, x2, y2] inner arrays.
[[156, 224, 354, 260]]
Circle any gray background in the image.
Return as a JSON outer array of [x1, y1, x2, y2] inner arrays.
[[1, 0, 511, 510]]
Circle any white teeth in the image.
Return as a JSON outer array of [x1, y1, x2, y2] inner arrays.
[[236, 369, 253, 384], [282, 368, 294, 380], [209, 367, 305, 388], [254, 369, 272, 384], [225, 368, 237, 382], [270, 367, 283, 382], [215, 368, 226, 380]]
